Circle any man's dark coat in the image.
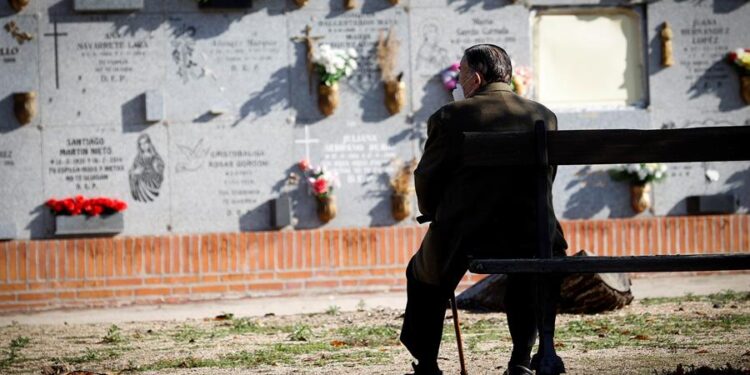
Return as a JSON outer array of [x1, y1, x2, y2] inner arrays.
[[411, 82, 568, 289]]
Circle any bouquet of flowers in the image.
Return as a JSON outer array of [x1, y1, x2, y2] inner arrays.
[[312, 44, 358, 116], [46, 195, 127, 216], [728, 48, 750, 104], [609, 163, 668, 185], [728, 48, 750, 73], [511, 66, 533, 97], [298, 159, 340, 222], [441, 62, 460, 92]]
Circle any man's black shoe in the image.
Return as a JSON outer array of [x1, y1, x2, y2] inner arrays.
[[503, 364, 533, 375], [405, 361, 443, 375]]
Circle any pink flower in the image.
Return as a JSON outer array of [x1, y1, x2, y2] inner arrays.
[[449, 62, 460, 71], [298, 159, 311, 172]]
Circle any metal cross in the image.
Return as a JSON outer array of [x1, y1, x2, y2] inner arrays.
[[43, 21, 68, 89], [294, 125, 320, 162]]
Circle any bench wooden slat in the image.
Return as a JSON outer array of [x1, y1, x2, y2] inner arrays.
[[469, 255, 750, 274], [463, 126, 750, 166]]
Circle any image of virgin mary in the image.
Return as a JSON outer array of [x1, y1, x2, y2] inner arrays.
[[129, 134, 165, 203]]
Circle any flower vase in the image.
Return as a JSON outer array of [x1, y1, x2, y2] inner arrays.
[[318, 83, 339, 117], [391, 192, 411, 221], [344, 0, 356, 10], [293, 0, 307, 6], [14, 91, 36, 125], [316, 195, 337, 223], [630, 183, 651, 214], [388, 0, 399, 4], [9, 0, 30, 12], [741, 75, 750, 105], [384, 79, 406, 115]]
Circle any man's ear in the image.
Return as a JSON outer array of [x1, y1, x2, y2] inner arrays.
[[472, 71, 483, 87]]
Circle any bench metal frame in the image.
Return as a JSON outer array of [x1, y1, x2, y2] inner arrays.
[[464, 122, 750, 374]]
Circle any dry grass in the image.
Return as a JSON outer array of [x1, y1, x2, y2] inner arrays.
[[0, 292, 749, 374]]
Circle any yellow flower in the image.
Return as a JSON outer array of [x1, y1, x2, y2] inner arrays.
[[740, 53, 750, 69]]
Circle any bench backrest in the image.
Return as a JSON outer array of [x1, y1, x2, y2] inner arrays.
[[461, 122, 750, 260]]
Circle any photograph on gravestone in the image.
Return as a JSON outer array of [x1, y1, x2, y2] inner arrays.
[[42, 125, 171, 236], [169, 121, 293, 233], [39, 13, 166, 128], [164, 10, 289, 124], [1, 15, 39, 129]]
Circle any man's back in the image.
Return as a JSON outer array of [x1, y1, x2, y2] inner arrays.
[[414, 81, 565, 258]]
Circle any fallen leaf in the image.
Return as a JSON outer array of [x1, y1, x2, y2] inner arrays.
[[554, 342, 565, 348], [633, 334, 650, 340], [330, 340, 346, 347]]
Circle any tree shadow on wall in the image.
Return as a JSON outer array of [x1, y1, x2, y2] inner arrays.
[[448, 0, 512, 13], [674, 0, 747, 14], [234, 67, 291, 126], [726, 166, 750, 211], [563, 166, 632, 220], [27, 204, 53, 239], [687, 60, 745, 112], [239, 200, 271, 231], [366, 172, 396, 227]]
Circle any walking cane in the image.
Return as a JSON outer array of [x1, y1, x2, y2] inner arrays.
[[450, 294, 468, 375]]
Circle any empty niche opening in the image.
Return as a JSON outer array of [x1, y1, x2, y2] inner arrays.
[[533, 7, 646, 109]]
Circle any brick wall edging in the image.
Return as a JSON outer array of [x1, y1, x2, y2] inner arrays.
[[0, 215, 748, 313]]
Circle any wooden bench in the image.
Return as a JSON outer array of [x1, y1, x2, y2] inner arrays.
[[463, 122, 750, 375]]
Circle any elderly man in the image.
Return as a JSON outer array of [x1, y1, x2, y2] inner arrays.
[[400, 44, 568, 375]]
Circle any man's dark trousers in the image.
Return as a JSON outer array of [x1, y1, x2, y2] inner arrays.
[[399, 254, 562, 369]]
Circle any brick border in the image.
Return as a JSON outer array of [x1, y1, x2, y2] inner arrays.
[[0, 215, 748, 313]]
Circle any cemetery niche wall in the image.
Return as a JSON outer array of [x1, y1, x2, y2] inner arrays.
[[0, 0, 748, 240]]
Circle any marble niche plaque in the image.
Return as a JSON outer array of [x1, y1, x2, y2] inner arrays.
[[0, 15, 40, 129], [287, 7, 411, 122], [648, 0, 750, 112], [0, 126, 46, 238], [169, 121, 293, 233], [408, 4, 531, 124], [292, 118, 416, 228], [42, 125, 171, 236], [39, 14, 167, 127], [650, 111, 750, 216], [164, 10, 290, 125]]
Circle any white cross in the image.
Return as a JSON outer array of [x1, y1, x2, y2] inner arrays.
[[294, 125, 320, 162]]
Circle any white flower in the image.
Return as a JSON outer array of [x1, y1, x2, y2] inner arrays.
[[332, 56, 345, 70], [347, 48, 358, 58], [347, 58, 358, 70], [637, 170, 648, 181], [705, 169, 720, 182], [655, 171, 663, 180], [626, 164, 640, 173], [344, 66, 353, 77], [659, 164, 668, 172]]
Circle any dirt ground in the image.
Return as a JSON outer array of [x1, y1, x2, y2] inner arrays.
[[1, 292, 749, 375]]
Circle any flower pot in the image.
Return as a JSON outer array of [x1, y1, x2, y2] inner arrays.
[[9, 0, 30, 12], [344, 0, 356, 10], [13, 91, 36, 125], [54, 212, 124, 236], [293, 0, 307, 6], [318, 83, 339, 117], [316, 195, 337, 223], [741, 75, 750, 105], [388, 0, 399, 4], [391, 192, 411, 221], [630, 183, 651, 214], [384, 79, 406, 115]]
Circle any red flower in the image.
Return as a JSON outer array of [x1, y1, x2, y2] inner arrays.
[[729, 52, 738, 62], [312, 178, 328, 195]]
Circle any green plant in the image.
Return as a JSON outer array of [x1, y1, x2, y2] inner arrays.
[[0, 336, 30, 369], [102, 324, 125, 344], [609, 163, 667, 185], [287, 324, 312, 342], [325, 305, 341, 316]]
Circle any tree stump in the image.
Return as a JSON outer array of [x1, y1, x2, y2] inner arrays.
[[456, 250, 634, 314]]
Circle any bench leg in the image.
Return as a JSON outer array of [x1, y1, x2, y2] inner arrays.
[[531, 275, 565, 375]]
